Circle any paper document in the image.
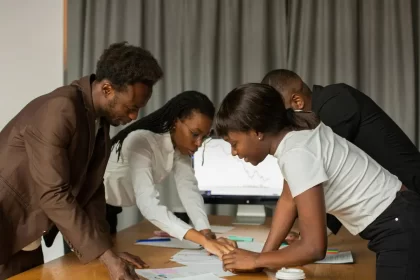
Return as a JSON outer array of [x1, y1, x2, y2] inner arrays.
[[171, 249, 220, 265], [315, 251, 354, 264], [210, 225, 235, 233], [136, 264, 235, 279], [237, 241, 265, 253], [170, 242, 268, 266], [172, 273, 224, 280], [135, 237, 201, 249]]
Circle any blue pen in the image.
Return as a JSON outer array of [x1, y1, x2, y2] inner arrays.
[[136, 238, 171, 243]]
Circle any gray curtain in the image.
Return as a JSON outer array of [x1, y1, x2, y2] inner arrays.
[[287, 0, 418, 142], [67, 0, 420, 230]]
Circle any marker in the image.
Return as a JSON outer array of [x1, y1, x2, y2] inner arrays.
[[136, 238, 171, 243], [228, 235, 254, 242], [327, 248, 339, 254]]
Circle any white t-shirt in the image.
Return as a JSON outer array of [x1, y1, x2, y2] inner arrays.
[[274, 122, 401, 235]]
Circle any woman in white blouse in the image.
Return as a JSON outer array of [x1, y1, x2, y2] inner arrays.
[[104, 91, 235, 258], [215, 84, 420, 280]]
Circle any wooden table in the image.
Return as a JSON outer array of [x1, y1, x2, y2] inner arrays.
[[10, 215, 375, 280]]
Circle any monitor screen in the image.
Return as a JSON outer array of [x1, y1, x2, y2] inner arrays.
[[193, 138, 283, 198]]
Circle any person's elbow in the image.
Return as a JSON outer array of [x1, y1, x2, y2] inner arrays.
[[311, 246, 327, 261], [303, 239, 327, 262]]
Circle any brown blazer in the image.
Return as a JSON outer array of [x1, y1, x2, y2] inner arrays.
[[0, 75, 112, 265]]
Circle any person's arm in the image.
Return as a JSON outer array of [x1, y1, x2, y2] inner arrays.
[[255, 185, 327, 268], [317, 86, 360, 141], [24, 97, 112, 264], [172, 152, 211, 233], [128, 139, 234, 257], [223, 149, 328, 271], [262, 180, 297, 253], [127, 137, 193, 241]]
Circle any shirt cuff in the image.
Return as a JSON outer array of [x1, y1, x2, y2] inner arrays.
[[192, 218, 211, 232]]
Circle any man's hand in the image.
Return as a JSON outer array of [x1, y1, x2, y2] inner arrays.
[[118, 252, 149, 269], [222, 248, 261, 272], [100, 249, 148, 280]]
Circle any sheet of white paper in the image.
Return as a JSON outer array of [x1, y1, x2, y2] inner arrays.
[[210, 225, 235, 233], [315, 251, 354, 264], [135, 237, 201, 249], [136, 264, 235, 279], [237, 241, 265, 253], [172, 273, 224, 280], [171, 249, 220, 265]]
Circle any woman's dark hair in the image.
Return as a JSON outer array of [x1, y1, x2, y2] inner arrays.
[[112, 90, 215, 160], [215, 83, 319, 137], [96, 41, 163, 91]]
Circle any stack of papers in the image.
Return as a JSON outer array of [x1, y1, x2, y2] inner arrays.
[[316, 251, 354, 264], [173, 273, 225, 280], [171, 249, 219, 265], [136, 264, 234, 279]]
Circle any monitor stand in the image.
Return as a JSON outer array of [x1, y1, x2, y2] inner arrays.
[[233, 205, 266, 225]]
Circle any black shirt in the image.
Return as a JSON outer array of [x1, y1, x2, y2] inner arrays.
[[312, 83, 420, 233]]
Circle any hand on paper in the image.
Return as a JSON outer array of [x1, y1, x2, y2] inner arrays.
[[222, 248, 261, 272], [118, 252, 149, 269], [203, 239, 236, 258], [100, 249, 144, 280]]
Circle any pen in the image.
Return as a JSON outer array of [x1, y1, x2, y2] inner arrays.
[[136, 238, 171, 243], [228, 235, 254, 242]]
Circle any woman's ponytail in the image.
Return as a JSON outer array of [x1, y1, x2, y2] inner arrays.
[[285, 109, 320, 130]]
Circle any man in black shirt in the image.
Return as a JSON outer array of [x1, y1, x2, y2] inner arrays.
[[262, 69, 420, 235]]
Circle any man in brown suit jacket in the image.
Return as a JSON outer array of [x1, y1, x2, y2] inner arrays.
[[0, 42, 163, 279]]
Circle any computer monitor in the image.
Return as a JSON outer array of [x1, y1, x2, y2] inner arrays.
[[193, 138, 284, 225]]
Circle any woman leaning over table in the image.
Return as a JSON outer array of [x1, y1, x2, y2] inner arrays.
[[104, 91, 236, 258], [215, 83, 420, 280]]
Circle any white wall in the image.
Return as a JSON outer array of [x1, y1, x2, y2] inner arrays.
[[0, 0, 65, 262], [0, 0, 64, 129]]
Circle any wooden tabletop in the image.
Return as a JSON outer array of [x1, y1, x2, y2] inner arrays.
[[10, 215, 375, 280]]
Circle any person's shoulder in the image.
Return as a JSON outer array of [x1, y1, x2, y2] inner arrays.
[[317, 83, 359, 97], [124, 130, 156, 149], [32, 84, 82, 112], [277, 128, 319, 157]]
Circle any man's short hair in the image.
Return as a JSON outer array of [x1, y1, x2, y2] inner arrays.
[[96, 41, 163, 91]]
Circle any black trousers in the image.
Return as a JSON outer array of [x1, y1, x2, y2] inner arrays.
[[359, 189, 420, 280]]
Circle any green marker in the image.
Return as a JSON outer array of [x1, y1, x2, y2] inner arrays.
[[228, 235, 254, 242]]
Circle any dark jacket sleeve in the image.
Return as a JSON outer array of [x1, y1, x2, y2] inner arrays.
[[24, 97, 112, 263], [317, 86, 361, 142]]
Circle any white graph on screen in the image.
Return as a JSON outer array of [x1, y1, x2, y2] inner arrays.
[[193, 139, 283, 194]]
